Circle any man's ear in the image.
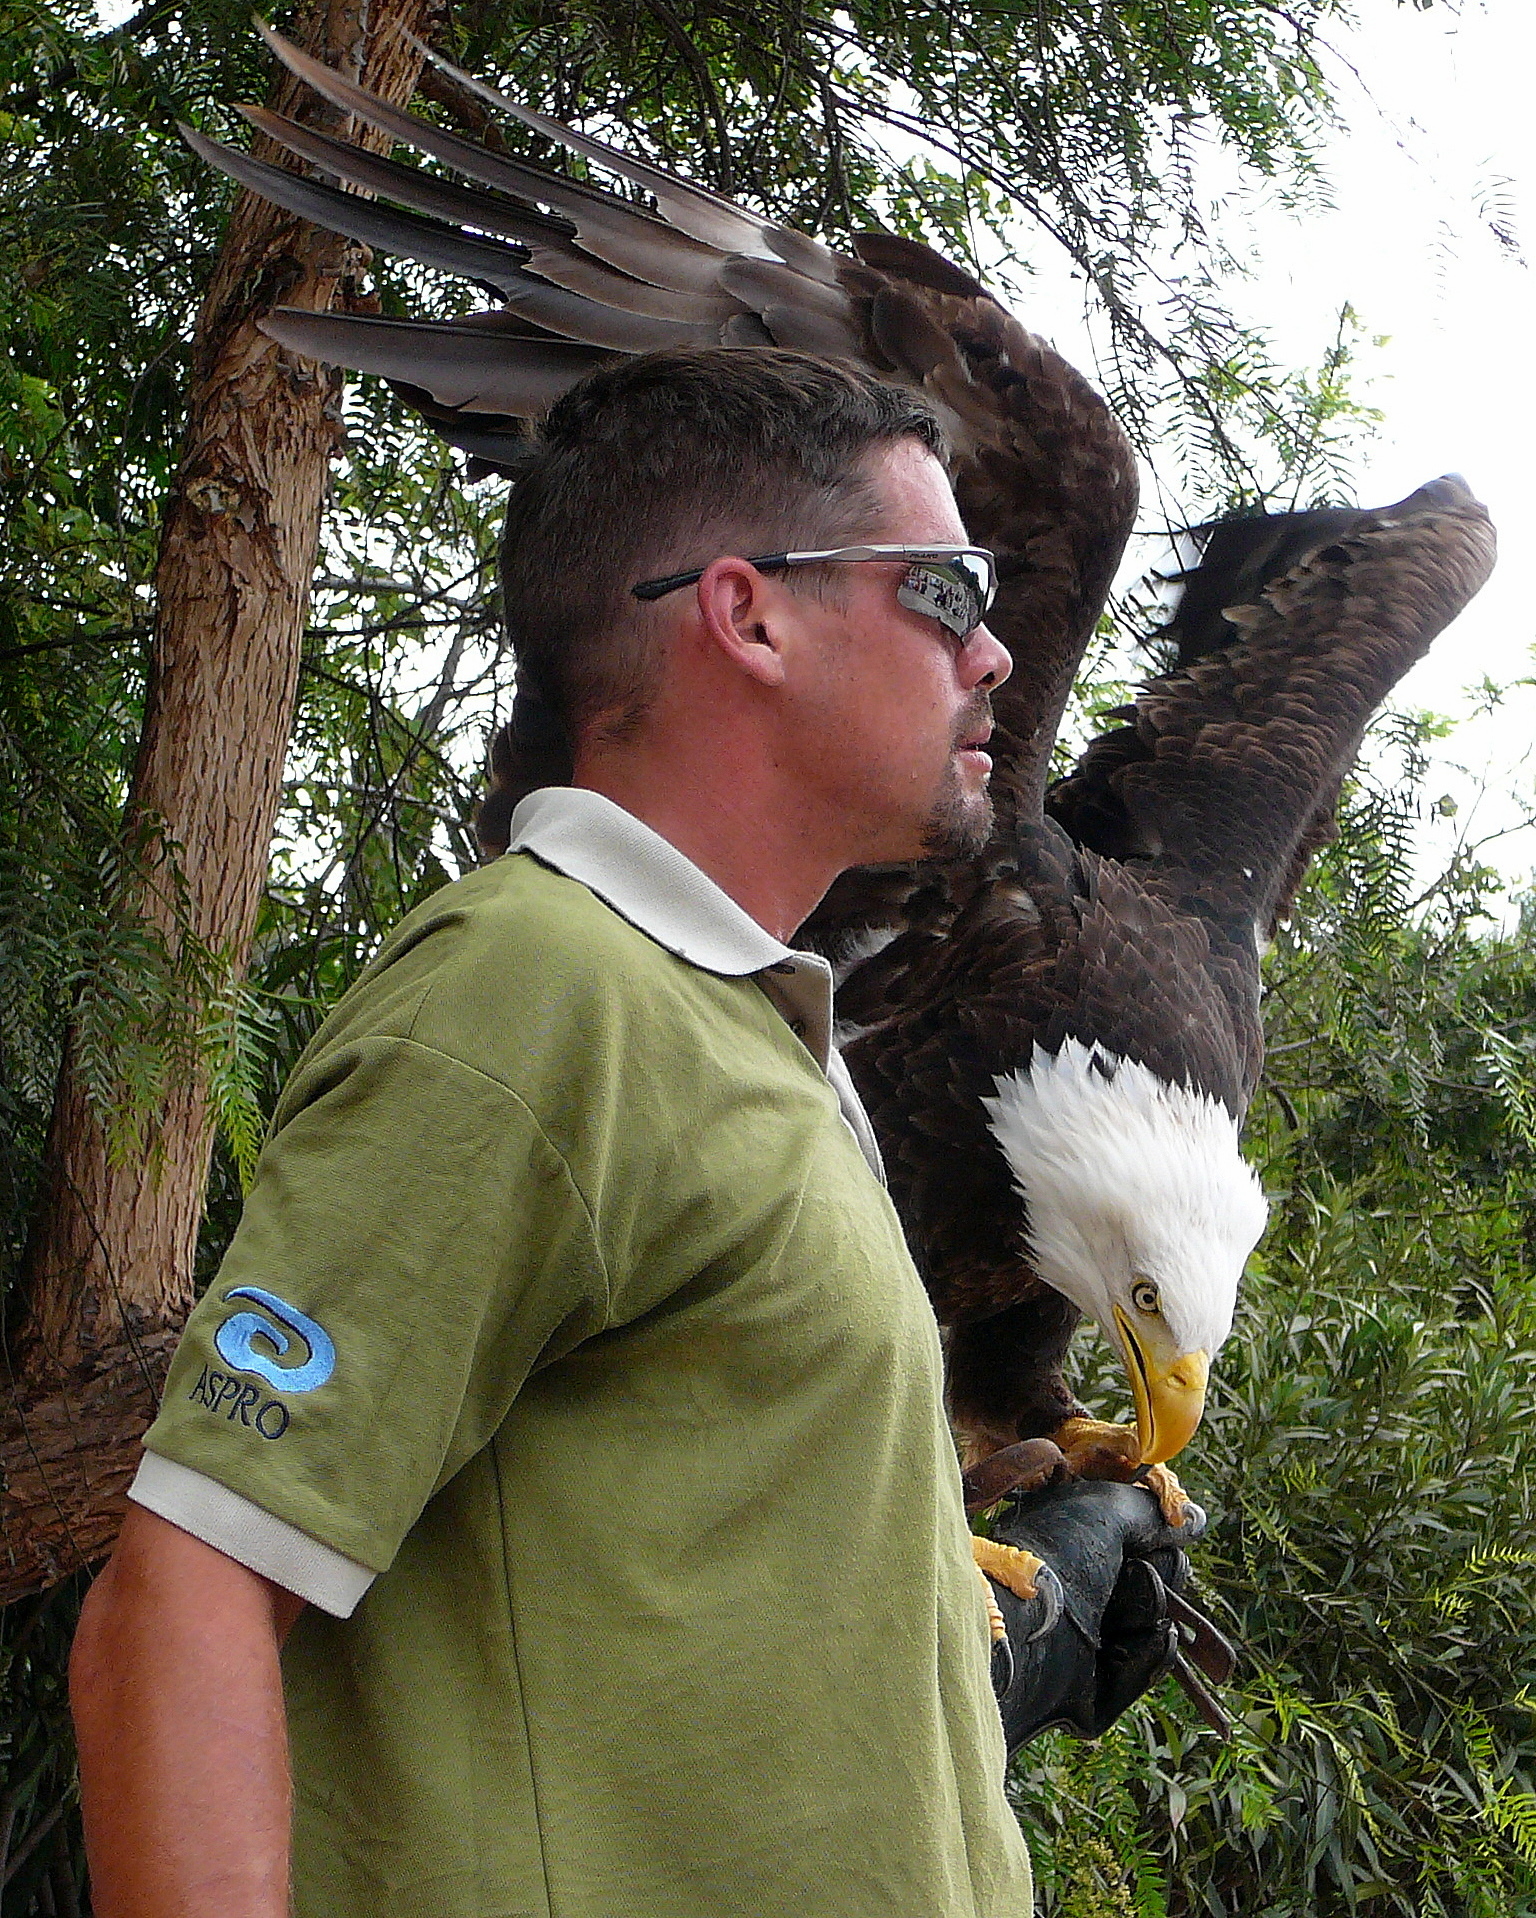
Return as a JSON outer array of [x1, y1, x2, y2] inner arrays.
[[693, 557, 795, 688]]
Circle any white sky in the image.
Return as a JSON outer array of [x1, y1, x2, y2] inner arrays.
[[1148, 0, 1535, 893], [1239, 0, 1535, 892]]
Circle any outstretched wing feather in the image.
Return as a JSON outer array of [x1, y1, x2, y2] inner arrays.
[[412, 34, 829, 268], [949, 313, 1140, 826], [235, 103, 576, 246], [1163, 504, 1372, 666], [181, 123, 539, 293], [1047, 477, 1497, 932], [258, 308, 612, 415], [187, 123, 722, 353], [851, 230, 993, 299], [491, 275, 719, 350], [254, 22, 731, 295], [237, 105, 735, 325]]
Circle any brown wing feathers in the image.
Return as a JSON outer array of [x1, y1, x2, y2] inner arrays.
[[247, 20, 747, 291], [1047, 476, 1497, 937], [410, 36, 853, 283], [257, 309, 609, 429]]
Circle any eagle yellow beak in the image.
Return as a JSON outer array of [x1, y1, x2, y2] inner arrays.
[[1112, 1305, 1210, 1465]]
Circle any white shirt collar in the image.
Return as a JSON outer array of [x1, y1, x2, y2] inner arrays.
[[506, 787, 884, 1183], [509, 785, 797, 978]]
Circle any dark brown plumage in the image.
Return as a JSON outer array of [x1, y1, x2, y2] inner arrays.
[[188, 40, 1497, 1486]]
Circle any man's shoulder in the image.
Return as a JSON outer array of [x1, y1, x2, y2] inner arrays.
[[299, 852, 714, 1093], [381, 849, 665, 983]]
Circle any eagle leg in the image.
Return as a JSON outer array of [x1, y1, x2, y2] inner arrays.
[[946, 1293, 1083, 1464], [945, 1303, 1197, 1526], [1048, 1414, 1141, 1476], [960, 1435, 1069, 1514]]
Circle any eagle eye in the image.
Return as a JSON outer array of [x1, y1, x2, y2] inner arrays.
[[1130, 1279, 1161, 1315]]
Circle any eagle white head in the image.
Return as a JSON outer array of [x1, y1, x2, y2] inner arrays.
[[983, 1038, 1268, 1464]]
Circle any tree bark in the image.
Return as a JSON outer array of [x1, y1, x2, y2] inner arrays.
[[2, 0, 436, 1605]]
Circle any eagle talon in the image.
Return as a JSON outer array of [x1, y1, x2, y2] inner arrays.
[[1141, 1461, 1195, 1529], [1049, 1416, 1144, 1479]]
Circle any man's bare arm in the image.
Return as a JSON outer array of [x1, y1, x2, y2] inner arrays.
[[70, 1501, 306, 1918]]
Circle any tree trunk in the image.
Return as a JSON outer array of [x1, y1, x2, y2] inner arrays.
[[1, 0, 436, 1605]]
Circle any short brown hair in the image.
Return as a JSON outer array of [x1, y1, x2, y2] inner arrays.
[[501, 347, 945, 725]]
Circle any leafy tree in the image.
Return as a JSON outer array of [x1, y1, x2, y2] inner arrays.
[[0, 0, 1480, 1905], [4, 0, 438, 1605]]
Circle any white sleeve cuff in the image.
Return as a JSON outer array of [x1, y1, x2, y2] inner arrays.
[[128, 1452, 376, 1618]]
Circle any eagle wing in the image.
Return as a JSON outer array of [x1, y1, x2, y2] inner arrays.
[[1049, 478, 1498, 944]]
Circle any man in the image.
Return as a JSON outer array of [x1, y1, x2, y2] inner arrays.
[[71, 348, 1192, 1916]]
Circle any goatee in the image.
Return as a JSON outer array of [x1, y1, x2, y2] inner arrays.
[[921, 777, 994, 861], [921, 700, 997, 860]]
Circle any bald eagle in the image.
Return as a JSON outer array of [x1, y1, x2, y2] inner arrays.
[[185, 33, 1497, 1529], [828, 478, 1495, 1514]]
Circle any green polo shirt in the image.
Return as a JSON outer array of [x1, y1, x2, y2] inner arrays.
[[135, 788, 1031, 1917]]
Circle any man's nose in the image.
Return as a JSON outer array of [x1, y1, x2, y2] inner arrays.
[[961, 624, 1012, 691]]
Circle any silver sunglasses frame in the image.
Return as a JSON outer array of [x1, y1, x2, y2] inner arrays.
[[631, 543, 998, 637]]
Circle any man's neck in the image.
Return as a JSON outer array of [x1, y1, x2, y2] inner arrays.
[[571, 760, 839, 944]]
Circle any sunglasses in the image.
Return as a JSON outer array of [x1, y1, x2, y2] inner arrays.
[[631, 544, 999, 642]]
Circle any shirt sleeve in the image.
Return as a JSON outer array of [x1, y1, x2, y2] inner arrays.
[[141, 1033, 612, 1584]]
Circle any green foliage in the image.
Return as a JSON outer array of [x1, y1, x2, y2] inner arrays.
[[1, 0, 210, 1274], [0, 1578, 88, 1915]]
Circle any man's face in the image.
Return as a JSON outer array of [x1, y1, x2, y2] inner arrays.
[[785, 440, 1012, 868]]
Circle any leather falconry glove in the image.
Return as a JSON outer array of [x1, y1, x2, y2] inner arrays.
[[981, 1478, 1208, 1753]]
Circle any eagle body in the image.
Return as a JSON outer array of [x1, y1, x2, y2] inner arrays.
[[187, 36, 1498, 1483], [840, 814, 1266, 1461]]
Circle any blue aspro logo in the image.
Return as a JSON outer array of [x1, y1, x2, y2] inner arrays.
[[213, 1286, 336, 1394]]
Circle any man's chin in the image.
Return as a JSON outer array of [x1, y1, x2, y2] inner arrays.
[[920, 787, 995, 862]]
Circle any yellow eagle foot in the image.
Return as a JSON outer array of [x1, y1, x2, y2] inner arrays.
[[972, 1535, 1045, 1605], [1048, 1415, 1142, 1477], [1048, 1418, 1196, 1528]]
